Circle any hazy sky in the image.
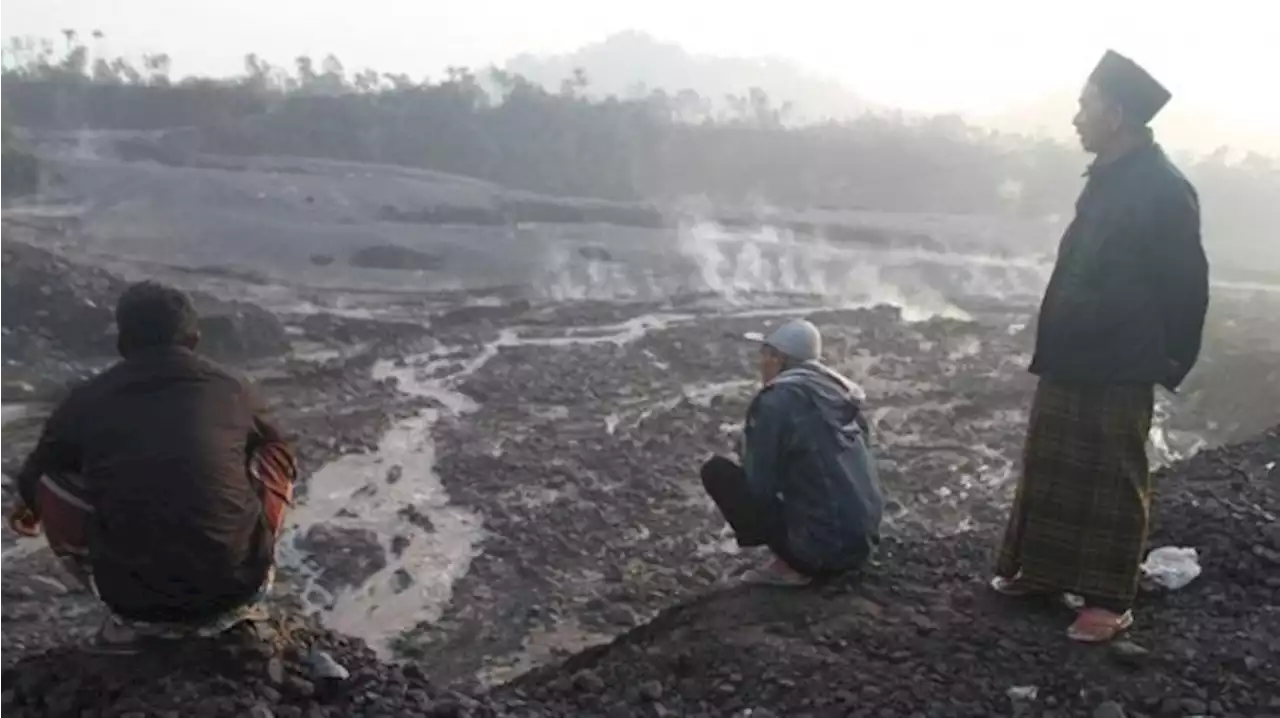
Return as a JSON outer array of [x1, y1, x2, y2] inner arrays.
[[3, 0, 1277, 139]]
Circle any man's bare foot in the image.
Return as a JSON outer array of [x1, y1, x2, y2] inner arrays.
[[741, 557, 812, 587], [8, 504, 40, 537]]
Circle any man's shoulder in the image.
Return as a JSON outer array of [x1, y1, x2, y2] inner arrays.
[[1102, 149, 1196, 228], [751, 380, 806, 410], [115, 350, 250, 390], [1139, 146, 1198, 200], [759, 370, 816, 395], [184, 351, 243, 379], [185, 353, 259, 397], [69, 359, 133, 397]]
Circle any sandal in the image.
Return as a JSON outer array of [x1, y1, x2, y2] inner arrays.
[[1067, 608, 1134, 643]]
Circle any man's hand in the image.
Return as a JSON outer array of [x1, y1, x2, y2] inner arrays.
[[8, 502, 41, 537], [1162, 359, 1187, 392]]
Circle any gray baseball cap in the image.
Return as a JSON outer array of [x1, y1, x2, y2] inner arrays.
[[743, 318, 822, 362]]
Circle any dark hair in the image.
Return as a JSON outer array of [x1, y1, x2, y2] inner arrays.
[[115, 281, 200, 355], [1096, 89, 1145, 132], [761, 343, 801, 370]]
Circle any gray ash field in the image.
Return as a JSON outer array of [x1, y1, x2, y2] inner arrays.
[[3, 146, 1278, 717]]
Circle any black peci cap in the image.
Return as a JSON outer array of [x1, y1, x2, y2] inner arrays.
[[1088, 49, 1172, 125]]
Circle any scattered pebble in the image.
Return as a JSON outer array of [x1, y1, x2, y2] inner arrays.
[[1007, 685, 1039, 701], [1110, 640, 1151, 667]]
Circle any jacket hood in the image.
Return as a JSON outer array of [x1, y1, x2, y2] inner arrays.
[[769, 360, 866, 404]]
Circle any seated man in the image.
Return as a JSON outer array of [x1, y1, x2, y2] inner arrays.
[[8, 281, 296, 647], [702, 319, 884, 586]]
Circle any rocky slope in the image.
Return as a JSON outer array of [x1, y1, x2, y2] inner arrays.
[[4, 425, 1276, 717], [2, 221, 289, 402], [502, 425, 1280, 717], [3, 209, 1278, 717], [1, 122, 40, 199]]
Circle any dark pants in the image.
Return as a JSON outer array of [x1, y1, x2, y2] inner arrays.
[[700, 455, 822, 576]]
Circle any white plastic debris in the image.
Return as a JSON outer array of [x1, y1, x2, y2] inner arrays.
[[308, 649, 350, 680], [1140, 546, 1202, 591], [1007, 685, 1039, 701]]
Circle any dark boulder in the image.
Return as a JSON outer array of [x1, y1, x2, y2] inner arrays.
[[377, 203, 505, 226], [293, 525, 387, 593], [194, 299, 289, 362], [502, 196, 667, 228], [349, 244, 444, 272], [2, 125, 40, 199], [577, 246, 615, 262]]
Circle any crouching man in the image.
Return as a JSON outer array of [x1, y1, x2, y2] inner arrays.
[[701, 319, 884, 586], [8, 281, 296, 649]]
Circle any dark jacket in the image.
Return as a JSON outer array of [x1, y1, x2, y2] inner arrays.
[[742, 362, 884, 573], [1030, 139, 1209, 390], [16, 347, 282, 622]]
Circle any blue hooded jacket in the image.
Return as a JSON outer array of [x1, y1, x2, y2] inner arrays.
[[741, 361, 884, 573]]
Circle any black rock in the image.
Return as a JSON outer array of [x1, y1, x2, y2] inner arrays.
[[639, 680, 664, 702], [1093, 700, 1127, 718], [1110, 641, 1151, 667], [574, 670, 606, 694], [287, 676, 317, 698], [1180, 698, 1208, 715]]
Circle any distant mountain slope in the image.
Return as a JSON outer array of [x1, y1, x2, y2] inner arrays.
[[504, 31, 871, 121]]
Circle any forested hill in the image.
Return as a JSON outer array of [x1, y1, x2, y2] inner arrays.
[[3, 35, 1278, 279]]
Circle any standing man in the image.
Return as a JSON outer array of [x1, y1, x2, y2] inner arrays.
[[993, 50, 1209, 642]]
